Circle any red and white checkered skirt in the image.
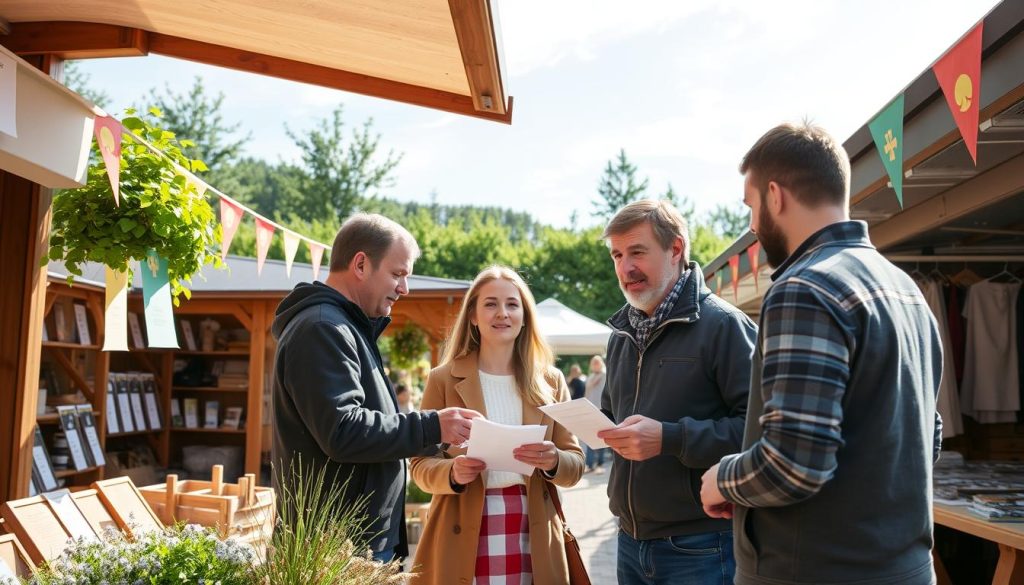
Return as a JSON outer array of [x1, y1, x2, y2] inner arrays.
[[474, 484, 532, 585]]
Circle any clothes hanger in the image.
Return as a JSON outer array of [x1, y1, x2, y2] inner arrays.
[[909, 262, 926, 281], [950, 262, 982, 286], [928, 262, 950, 285], [986, 262, 1022, 283]]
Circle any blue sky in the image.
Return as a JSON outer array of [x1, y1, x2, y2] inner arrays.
[[76, 0, 1000, 229]]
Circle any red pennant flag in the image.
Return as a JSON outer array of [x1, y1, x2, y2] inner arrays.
[[255, 218, 275, 275], [715, 270, 724, 296], [93, 116, 123, 205], [747, 242, 761, 293], [933, 23, 983, 163], [729, 255, 740, 301], [309, 242, 326, 281], [283, 231, 300, 278], [219, 198, 244, 261]]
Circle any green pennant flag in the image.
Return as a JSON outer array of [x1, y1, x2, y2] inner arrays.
[[868, 94, 905, 208]]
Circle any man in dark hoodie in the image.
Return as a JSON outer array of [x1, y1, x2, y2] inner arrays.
[[596, 199, 757, 585], [271, 213, 482, 563]]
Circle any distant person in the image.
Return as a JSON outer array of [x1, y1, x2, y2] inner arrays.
[[271, 213, 482, 564], [568, 363, 586, 400], [396, 383, 414, 414], [596, 199, 757, 585], [410, 265, 584, 584], [700, 122, 942, 585], [583, 355, 609, 474]]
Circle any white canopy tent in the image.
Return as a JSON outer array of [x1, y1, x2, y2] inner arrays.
[[536, 298, 613, 356]]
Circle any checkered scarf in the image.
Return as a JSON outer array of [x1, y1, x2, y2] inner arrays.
[[627, 269, 690, 349]]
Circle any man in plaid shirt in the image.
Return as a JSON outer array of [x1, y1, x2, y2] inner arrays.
[[700, 123, 942, 585]]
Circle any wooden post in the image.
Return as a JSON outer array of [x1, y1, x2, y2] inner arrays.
[[164, 474, 178, 524], [211, 464, 223, 495], [246, 300, 266, 475]]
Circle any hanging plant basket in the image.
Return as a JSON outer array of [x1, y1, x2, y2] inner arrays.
[[46, 108, 223, 303]]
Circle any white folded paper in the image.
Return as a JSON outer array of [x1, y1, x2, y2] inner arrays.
[[466, 418, 547, 475], [538, 398, 616, 449]]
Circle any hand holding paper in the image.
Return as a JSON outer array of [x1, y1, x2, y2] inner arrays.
[[538, 398, 615, 449], [466, 418, 547, 475]]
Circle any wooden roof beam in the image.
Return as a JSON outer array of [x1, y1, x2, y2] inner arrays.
[[449, 0, 508, 116], [2, 21, 149, 59]]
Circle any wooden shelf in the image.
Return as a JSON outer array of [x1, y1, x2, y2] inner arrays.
[[107, 430, 161, 438], [172, 386, 248, 393], [54, 466, 101, 479], [42, 341, 101, 350], [175, 350, 250, 356], [37, 409, 101, 424], [171, 427, 245, 434]]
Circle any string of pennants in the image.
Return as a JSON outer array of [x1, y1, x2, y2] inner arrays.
[[88, 112, 331, 352], [868, 22, 984, 209]]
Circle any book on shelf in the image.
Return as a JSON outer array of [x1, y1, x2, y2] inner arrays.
[[56, 405, 90, 470], [31, 425, 58, 492], [113, 374, 135, 433], [53, 303, 69, 343], [75, 404, 106, 467], [142, 374, 163, 430], [170, 398, 183, 428], [127, 374, 148, 431], [180, 319, 197, 351], [128, 312, 146, 349], [73, 303, 91, 345], [204, 400, 220, 429], [183, 398, 199, 429], [222, 406, 243, 430], [104, 377, 120, 434], [969, 493, 1024, 522]]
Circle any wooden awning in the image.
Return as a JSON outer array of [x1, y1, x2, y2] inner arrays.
[[0, 0, 511, 123]]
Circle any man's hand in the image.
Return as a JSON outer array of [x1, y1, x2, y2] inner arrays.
[[437, 407, 483, 445], [597, 414, 663, 461], [700, 463, 733, 519], [450, 455, 486, 485], [513, 441, 559, 472]]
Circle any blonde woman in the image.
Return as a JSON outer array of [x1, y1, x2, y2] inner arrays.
[[410, 266, 584, 585]]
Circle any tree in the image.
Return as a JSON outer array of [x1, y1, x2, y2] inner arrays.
[[708, 203, 750, 239], [145, 77, 249, 173], [286, 105, 402, 221], [62, 61, 111, 109], [593, 149, 649, 221]]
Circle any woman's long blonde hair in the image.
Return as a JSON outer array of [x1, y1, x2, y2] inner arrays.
[[441, 265, 555, 406]]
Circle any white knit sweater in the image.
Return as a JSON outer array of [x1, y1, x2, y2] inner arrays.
[[478, 371, 526, 488]]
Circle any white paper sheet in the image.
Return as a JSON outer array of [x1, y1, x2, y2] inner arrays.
[[538, 398, 616, 449], [43, 489, 98, 541], [466, 418, 546, 475]]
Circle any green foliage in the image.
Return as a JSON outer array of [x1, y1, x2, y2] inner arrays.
[[62, 61, 110, 109], [707, 202, 750, 239], [406, 476, 432, 504], [257, 460, 406, 585], [389, 323, 430, 371], [592, 148, 650, 221], [47, 109, 223, 303], [31, 524, 254, 585], [144, 77, 250, 173]]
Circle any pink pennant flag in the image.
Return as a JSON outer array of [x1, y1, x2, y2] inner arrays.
[[219, 198, 244, 261], [93, 116, 123, 206], [309, 242, 326, 282], [283, 231, 301, 278], [747, 242, 761, 292], [729, 255, 740, 302], [255, 218, 275, 275]]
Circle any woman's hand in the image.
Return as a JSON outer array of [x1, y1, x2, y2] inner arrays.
[[513, 441, 559, 472], [450, 455, 487, 485]]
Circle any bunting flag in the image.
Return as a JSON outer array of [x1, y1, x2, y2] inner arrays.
[[102, 267, 129, 352], [933, 22, 983, 163], [729, 255, 740, 301], [255, 218, 275, 275], [747, 241, 762, 292], [140, 250, 179, 348], [309, 242, 326, 282], [93, 116, 123, 206], [219, 197, 244, 261], [283, 230, 301, 277], [715, 269, 724, 296], [868, 95, 905, 208]]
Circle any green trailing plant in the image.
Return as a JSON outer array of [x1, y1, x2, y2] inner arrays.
[[253, 459, 408, 585], [46, 108, 223, 303], [406, 476, 432, 504], [30, 523, 254, 585], [389, 323, 430, 372]]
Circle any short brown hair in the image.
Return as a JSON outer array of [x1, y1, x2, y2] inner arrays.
[[739, 122, 850, 208], [602, 199, 690, 263], [328, 213, 420, 273]]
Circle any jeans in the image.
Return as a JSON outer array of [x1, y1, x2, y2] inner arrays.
[[585, 445, 607, 469], [372, 546, 396, 563], [617, 529, 735, 585]]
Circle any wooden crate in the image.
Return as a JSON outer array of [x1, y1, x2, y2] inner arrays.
[[138, 465, 275, 545]]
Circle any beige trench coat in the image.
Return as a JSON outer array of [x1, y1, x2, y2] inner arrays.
[[409, 353, 585, 585]]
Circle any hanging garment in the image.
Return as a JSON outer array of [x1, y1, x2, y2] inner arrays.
[[946, 285, 966, 385], [961, 280, 1022, 423], [917, 278, 963, 437]]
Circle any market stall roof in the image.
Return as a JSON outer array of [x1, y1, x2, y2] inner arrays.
[[704, 0, 1024, 316], [0, 0, 511, 123], [535, 298, 612, 356]]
